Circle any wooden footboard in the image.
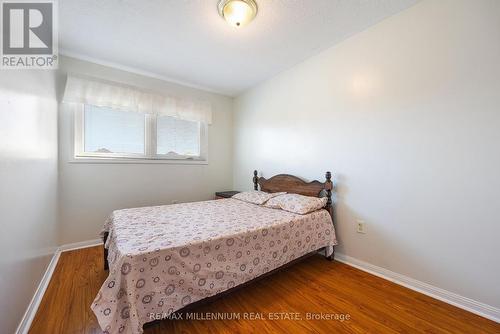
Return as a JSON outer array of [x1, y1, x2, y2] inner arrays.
[[103, 232, 109, 271]]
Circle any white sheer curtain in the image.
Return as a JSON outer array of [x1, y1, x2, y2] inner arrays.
[[62, 75, 212, 124]]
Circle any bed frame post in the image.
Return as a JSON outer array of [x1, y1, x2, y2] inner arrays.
[[253, 170, 259, 190], [103, 232, 109, 270], [325, 171, 334, 261], [325, 171, 333, 218]]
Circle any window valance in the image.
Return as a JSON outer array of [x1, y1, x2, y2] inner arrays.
[[62, 75, 212, 124]]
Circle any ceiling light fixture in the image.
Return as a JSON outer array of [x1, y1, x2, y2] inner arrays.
[[217, 0, 258, 28]]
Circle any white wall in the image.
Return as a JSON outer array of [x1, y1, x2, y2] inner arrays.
[[0, 71, 59, 333], [233, 0, 500, 309], [57, 56, 234, 244]]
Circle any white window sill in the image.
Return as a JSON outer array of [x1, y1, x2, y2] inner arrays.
[[69, 157, 208, 165]]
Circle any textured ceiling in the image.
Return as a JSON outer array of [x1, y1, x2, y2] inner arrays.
[[60, 0, 419, 96]]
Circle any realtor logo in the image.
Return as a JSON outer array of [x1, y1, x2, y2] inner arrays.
[[1, 0, 58, 69]]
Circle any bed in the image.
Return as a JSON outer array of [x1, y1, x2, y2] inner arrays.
[[93, 171, 337, 334]]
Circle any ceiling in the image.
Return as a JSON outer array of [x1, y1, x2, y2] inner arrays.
[[60, 0, 419, 96]]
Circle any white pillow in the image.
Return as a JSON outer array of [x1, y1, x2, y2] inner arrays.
[[232, 191, 286, 205], [264, 193, 327, 214]]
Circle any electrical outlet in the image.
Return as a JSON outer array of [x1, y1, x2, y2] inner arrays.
[[356, 220, 366, 234]]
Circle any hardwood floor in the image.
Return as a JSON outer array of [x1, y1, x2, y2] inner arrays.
[[30, 246, 499, 334]]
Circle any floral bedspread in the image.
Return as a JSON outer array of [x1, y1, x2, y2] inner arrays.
[[92, 198, 337, 334]]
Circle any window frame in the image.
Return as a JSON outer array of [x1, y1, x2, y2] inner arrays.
[[73, 104, 208, 164]]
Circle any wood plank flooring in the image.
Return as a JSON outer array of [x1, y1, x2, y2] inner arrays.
[[30, 246, 499, 333]]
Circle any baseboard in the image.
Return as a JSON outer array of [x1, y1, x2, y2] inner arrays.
[[335, 253, 500, 323], [58, 238, 102, 252], [15, 248, 61, 334], [15, 239, 103, 334]]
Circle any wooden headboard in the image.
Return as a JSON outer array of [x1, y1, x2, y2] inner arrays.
[[252, 170, 334, 220]]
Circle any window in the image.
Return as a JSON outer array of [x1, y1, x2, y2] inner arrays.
[[157, 116, 200, 156], [74, 104, 207, 162], [84, 105, 145, 155]]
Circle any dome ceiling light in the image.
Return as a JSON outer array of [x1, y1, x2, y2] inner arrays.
[[217, 0, 258, 28]]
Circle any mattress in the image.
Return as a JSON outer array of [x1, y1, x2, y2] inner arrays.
[[92, 198, 337, 334]]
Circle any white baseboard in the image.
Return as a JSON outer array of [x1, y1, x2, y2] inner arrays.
[[15, 248, 61, 334], [58, 238, 102, 252], [15, 239, 103, 334], [335, 253, 500, 323]]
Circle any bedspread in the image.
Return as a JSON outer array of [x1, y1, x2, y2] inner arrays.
[[92, 198, 337, 334]]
